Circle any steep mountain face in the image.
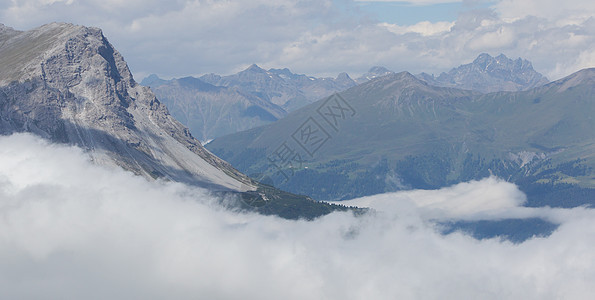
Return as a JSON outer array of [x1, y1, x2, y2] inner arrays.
[[0, 22, 353, 220], [0, 23, 254, 192], [199, 64, 356, 111], [207, 69, 595, 204], [142, 75, 286, 142], [417, 53, 549, 93]]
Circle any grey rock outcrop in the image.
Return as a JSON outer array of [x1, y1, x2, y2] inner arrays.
[[0, 22, 254, 191]]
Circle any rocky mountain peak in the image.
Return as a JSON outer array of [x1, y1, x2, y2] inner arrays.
[[472, 53, 536, 76], [417, 53, 549, 93], [369, 66, 393, 74], [382, 71, 422, 83], [472, 52, 495, 66], [356, 66, 395, 83], [335, 72, 354, 85], [0, 23, 17, 33], [0, 23, 254, 191], [243, 63, 266, 73], [141, 74, 167, 87], [268, 67, 294, 77]]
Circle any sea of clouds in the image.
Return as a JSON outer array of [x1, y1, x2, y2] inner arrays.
[[1, 133, 594, 299]]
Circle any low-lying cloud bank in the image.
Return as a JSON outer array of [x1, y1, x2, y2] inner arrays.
[[339, 176, 528, 219], [1, 133, 595, 299]]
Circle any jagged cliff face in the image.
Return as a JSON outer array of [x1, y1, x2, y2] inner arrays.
[[0, 23, 254, 192]]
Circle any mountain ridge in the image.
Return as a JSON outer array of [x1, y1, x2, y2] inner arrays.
[[355, 54, 549, 93], [207, 66, 595, 203], [0, 22, 357, 219], [141, 65, 356, 141], [417, 53, 549, 93], [197, 63, 357, 111]]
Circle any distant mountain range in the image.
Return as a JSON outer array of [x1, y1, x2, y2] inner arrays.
[[144, 53, 549, 142], [417, 53, 550, 93], [207, 68, 595, 206], [142, 66, 356, 141], [142, 74, 287, 142], [198, 65, 356, 111], [356, 54, 549, 93], [0, 22, 349, 219]]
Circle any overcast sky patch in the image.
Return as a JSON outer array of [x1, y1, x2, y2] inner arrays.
[[1, 1, 593, 85]]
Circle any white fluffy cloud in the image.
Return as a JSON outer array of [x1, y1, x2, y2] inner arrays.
[[381, 21, 455, 36], [1, 133, 595, 299], [355, 0, 462, 4], [494, 0, 595, 23], [339, 176, 527, 219], [1, 0, 594, 80]]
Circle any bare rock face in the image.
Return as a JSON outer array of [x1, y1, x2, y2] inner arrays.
[[0, 23, 254, 191]]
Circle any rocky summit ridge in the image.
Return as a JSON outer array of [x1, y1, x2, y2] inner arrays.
[[417, 53, 549, 93]]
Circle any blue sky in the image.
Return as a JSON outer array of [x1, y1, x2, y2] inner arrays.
[[1, 0, 594, 80]]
